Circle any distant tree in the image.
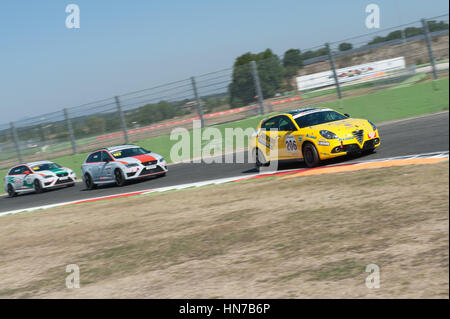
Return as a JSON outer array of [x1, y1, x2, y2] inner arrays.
[[367, 20, 448, 46], [300, 50, 315, 60], [428, 20, 449, 32], [404, 26, 423, 38], [282, 49, 303, 79], [283, 49, 303, 68], [339, 42, 353, 51], [313, 47, 328, 57], [368, 36, 385, 45], [228, 49, 284, 107]]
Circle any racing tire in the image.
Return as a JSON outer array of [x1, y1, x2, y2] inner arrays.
[[7, 184, 17, 198], [254, 148, 270, 168], [84, 174, 96, 190], [303, 143, 320, 168], [34, 179, 44, 194], [363, 148, 376, 155], [114, 169, 126, 187]]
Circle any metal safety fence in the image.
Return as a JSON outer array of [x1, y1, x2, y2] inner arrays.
[[0, 14, 448, 168]]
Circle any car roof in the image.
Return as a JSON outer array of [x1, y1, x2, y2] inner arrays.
[[106, 145, 141, 152], [285, 107, 319, 116], [10, 160, 53, 169], [27, 160, 54, 167], [88, 145, 140, 154], [288, 107, 334, 119]]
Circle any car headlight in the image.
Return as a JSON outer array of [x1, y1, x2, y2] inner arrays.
[[319, 130, 338, 139], [159, 157, 166, 163], [126, 163, 139, 168], [44, 175, 53, 179], [368, 120, 377, 131]]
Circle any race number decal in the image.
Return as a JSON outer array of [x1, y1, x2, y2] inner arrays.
[[285, 135, 297, 152]]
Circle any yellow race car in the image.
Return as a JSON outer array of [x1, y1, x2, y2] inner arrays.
[[250, 107, 380, 168]]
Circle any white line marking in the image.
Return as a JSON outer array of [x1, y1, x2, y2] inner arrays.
[[0, 151, 448, 218]]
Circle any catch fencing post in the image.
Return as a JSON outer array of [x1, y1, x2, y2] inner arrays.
[[115, 96, 129, 144], [421, 18, 438, 80], [10, 122, 22, 164], [250, 60, 265, 115], [326, 43, 343, 99], [190, 76, 205, 128], [64, 108, 77, 154]]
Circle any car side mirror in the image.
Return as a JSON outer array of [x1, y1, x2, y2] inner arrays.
[[344, 113, 350, 117]]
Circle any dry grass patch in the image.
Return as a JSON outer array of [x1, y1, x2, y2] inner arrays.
[[0, 162, 448, 298]]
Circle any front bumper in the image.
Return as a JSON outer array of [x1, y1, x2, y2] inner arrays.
[[318, 137, 381, 159], [43, 176, 76, 187], [124, 163, 168, 179]]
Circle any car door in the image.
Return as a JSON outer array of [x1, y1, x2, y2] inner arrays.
[[277, 115, 300, 159], [86, 151, 102, 180], [22, 166, 35, 189], [9, 166, 28, 190], [257, 116, 279, 161], [100, 151, 114, 180]]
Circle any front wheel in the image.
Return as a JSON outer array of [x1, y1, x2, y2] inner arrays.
[[254, 148, 270, 168], [34, 179, 44, 194], [7, 184, 17, 198], [303, 143, 320, 168], [84, 174, 96, 190], [114, 169, 126, 187]]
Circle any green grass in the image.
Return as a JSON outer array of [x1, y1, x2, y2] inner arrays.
[[391, 72, 427, 89], [416, 58, 449, 68], [1, 78, 448, 192], [302, 81, 375, 99], [327, 77, 448, 123]]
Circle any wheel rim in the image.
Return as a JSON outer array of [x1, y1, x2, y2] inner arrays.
[[86, 175, 91, 188], [34, 180, 41, 191], [8, 185, 14, 196], [115, 170, 123, 184], [305, 149, 313, 164], [255, 150, 261, 166]]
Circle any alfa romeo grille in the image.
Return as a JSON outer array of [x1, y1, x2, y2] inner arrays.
[[352, 130, 364, 144]]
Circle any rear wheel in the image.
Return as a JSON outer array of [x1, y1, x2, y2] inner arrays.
[[254, 148, 269, 168], [84, 174, 96, 190], [114, 169, 126, 187], [303, 143, 320, 168], [34, 179, 43, 194], [7, 184, 17, 198]]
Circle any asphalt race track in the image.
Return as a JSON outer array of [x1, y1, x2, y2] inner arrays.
[[1, 111, 448, 214]]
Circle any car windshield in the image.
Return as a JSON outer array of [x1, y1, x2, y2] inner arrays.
[[110, 147, 150, 159], [295, 110, 347, 128], [31, 163, 61, 171]]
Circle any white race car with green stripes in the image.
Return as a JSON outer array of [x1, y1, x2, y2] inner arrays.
[[4, 161, 77, 197]]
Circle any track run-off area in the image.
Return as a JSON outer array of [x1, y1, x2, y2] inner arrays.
[[1, 111, 448, 216]]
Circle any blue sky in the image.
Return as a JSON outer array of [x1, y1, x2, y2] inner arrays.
[[0, 0, 448, 123]]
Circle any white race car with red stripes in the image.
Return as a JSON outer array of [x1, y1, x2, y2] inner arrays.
[[81, 145, 167, 189]]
